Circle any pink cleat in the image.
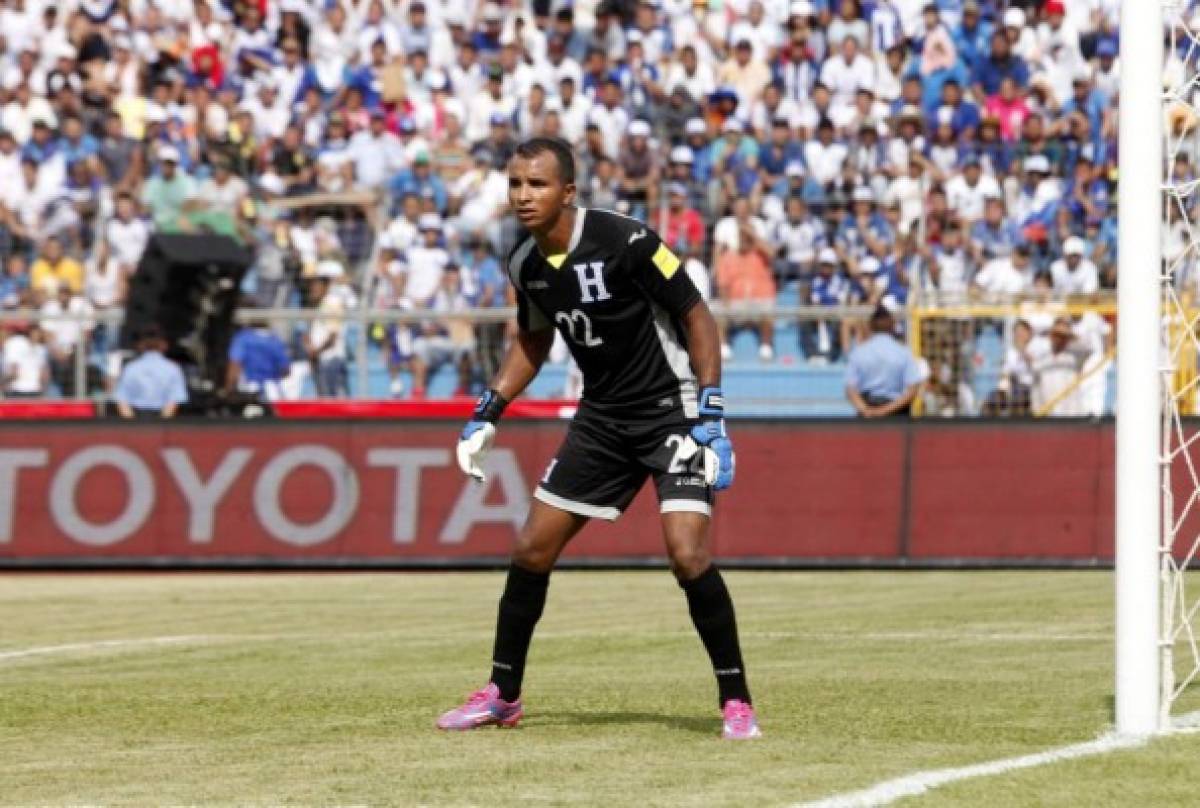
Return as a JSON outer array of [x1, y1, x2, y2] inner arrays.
[[436, 683, 524, 731], [721, 699, 762, 740]]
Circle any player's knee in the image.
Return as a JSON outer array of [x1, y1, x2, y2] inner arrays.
[[668, 542, 711, 581], [512, 533, 557, 573]]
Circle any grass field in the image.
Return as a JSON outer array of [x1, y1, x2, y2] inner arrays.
[[2, 571, 1199, 807]]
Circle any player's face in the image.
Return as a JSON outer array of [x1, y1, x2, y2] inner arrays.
[[508, 152, 576, 232]]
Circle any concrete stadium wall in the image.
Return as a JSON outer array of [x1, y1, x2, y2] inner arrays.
[[0, 420, 1129, 568]]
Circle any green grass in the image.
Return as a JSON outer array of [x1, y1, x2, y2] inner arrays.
[[0, 571, 1197, 806]]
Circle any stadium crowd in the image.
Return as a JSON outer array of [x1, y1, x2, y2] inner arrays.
[[0, 0, 1129, 406]]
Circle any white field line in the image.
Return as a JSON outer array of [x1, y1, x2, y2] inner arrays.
[[796, 710, 1200, 808], [0, 634, 295, 664]]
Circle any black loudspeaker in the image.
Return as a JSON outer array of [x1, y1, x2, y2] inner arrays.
[[121, 234, 252, 411]]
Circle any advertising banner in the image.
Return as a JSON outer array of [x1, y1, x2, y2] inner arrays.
[[0, 421, 1117, 565]]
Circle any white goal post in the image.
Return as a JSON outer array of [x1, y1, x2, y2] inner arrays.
[[1117, 0, 1200, 736], [1115, 0, 1163, 736]]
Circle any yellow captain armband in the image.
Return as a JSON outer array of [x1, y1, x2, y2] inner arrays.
[[652, 243, 681, 279]]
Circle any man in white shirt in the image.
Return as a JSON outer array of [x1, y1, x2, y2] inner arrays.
[[2, 322, 48, 397], [1050, 237, 1100, 296], [348, 110, 407, 190], [804, 119, 849, 187], [449, 150, 508, 250], [973, 244, 1033, 298], [946, 155, 1001, 225], [818, 35, 874, 110], [105, 192, 150, 270], [39, 281, 93, 396], [1030, 316, 1102, 417]]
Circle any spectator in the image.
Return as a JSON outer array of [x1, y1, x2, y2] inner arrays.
[[1029, 316, 1103, 417], [114, 325, 188, 418], [845, 304, 923, 418], [39, 280, 94, 396], [0, 253, 29, 309], [1051, 237, 1100, 297], [30, 236, 82, 296], [140, 145, 194, 233], [804, 248, 852, 363], [225, 321, 291, 402], [1, 322, 48, 398], [304, 273, 350, 399], [411, 264, 475, 397], [716, 219, 776, 362]]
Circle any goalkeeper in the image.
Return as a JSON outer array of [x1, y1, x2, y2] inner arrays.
[[438, 137, 758, 740]]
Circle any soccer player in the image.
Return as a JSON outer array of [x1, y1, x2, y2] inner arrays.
[[437, 137, 760, 740]]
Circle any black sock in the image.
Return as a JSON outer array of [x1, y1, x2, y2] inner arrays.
[[680, 565, 751, 707], [489, 563, 550, 701]]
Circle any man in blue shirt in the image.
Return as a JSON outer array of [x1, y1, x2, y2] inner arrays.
[[115, 326, 188, 418], [972, 30, 1029, 98], [225, 322, 290, 401], [845, 305, 925, 418]]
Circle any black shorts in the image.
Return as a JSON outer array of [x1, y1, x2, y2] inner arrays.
[[535, 402, 713, 521]]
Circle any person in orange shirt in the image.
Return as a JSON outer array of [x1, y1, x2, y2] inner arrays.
[[30, 236, 83, 296], [715, 222, 776, 361]]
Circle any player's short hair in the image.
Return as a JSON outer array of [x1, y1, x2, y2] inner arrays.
[[513, 137, 576, 185]]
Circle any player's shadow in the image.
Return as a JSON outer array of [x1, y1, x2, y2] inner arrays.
[[530, 710, 714, 735]]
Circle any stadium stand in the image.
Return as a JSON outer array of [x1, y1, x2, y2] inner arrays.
[[0, 0, 1122, 416]]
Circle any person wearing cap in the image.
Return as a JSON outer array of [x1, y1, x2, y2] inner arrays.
[[661, 180, 705, 256], [951, 0, 994, 68], [1049, 237, 1099, 297], [114, 325, 189, 418], [844, 304, 923, 418], [140, 143, 194, 232], [1061, 63, 1106, 142], [617, 119, 660, 219], [1013, 152, 1061, 227], [1094, 38, 1119, 99], [837, 186, 892, 273], [1027, 315, 1103, 417], [387, 150, 449, 214], [805, 247, 852, 363]]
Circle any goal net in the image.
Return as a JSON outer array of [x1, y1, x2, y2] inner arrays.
[[1160, 0, 1200, 726]]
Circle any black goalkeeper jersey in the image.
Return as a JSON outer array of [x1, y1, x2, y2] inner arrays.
[[506, 207, 703, 416]]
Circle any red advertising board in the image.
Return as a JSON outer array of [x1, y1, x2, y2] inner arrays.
[[0, 421, 1123, 565]]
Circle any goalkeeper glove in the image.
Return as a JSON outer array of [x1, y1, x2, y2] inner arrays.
[[689, 386, 735, 491], [456, 389, 508, 483]]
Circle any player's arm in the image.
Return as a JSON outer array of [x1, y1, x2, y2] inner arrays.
[[490, 326, 554, 403], [628, 230, 736, 491], [456, 278, 555, 482]]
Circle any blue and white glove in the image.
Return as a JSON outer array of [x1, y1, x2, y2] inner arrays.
[[689, 386, 735, 491], [456, 389, 507, 483]]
